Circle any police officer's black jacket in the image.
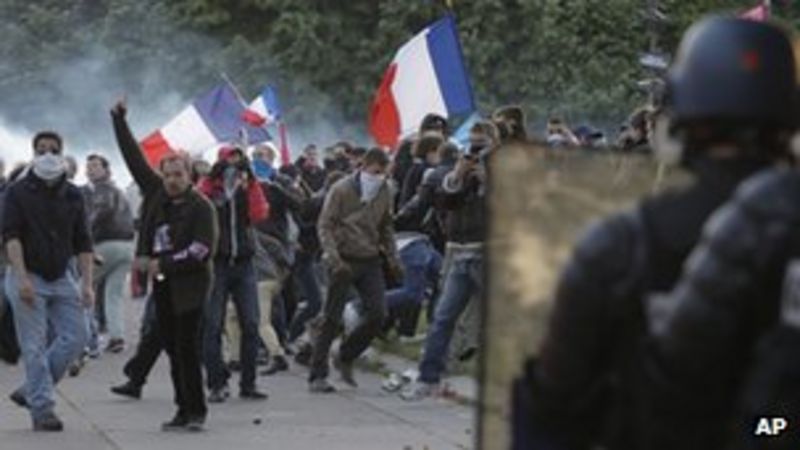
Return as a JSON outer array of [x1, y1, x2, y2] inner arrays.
[[523, 158, 768, 450], [648, 168, 800, 450]]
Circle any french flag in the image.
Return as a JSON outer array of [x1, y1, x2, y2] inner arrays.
[[369, 15, 476, 149], [141, 84, 271, 167], [243, 86, 282, 127], [243, 85, 292, 166]]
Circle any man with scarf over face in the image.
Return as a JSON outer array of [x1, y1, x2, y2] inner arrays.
[[198, 147, 270, 403], [309, 148, 403, 393], [3, 131, 94, 431]]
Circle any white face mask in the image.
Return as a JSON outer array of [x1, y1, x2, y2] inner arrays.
[[360, 171, 384, 203], [32, 153, 66, 182]]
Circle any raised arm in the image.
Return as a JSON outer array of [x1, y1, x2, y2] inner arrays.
[[110, 99, 162, 193]]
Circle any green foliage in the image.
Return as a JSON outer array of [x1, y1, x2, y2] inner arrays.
[[0, 0, 796, 141]]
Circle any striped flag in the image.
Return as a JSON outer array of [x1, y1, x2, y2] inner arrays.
[[244, 86, 291, 166], [243, 86, 282, 127], [140, 84, 270, 167], [369, 15, 476, 148]]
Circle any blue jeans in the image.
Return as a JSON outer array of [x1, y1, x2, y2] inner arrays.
[[6, 271, 86, 421], [385, 240, 442, 336], [203, 259, 260, 391], [288, 251, 323, 342], [386, 240, 442, 310], [419, 248, 483, 384], [93, 240, 135, 340]]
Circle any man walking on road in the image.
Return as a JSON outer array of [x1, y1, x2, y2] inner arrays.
[[3, 131, 95, 431], [309, 148, 403, 393], [83, 153, 135, 353], [111, 99, 217, 432]]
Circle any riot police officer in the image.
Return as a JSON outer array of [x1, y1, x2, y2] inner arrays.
[[515, 16, 799, 450]]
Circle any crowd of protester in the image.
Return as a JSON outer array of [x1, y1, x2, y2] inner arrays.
[[0, 88, 522, 432]]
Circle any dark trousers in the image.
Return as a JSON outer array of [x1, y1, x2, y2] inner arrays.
[[123, 295, 162, 387], [154, 280, 207, 420], [309, 257, 386, 381], [203, 259, 260, 391], [288, 251, 323, 342]]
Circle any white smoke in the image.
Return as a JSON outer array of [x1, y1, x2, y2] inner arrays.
[[0, 30, 371, 187], [0, 120, 33, 174]]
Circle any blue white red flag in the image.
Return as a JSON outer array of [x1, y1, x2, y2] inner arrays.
[[369, 15, 476, 149], [140, 84, 270, 167]]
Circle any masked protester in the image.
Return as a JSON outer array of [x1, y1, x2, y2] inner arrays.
[[197, 146, 270, 404], [111, 99, 217, 432], [3, 131, 94, 432], [309, 148, 403, 393], [252, 143, 278, 182], [513, 17, 798, 450]]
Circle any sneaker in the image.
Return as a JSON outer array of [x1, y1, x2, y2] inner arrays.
[[106, 338, 125, 354], [207, 386, 229, 404], [308, 378, 336, 394], [399, 381, 439, 401], [68, 356, 86, 377], [110, 381, 142, 400], [381, 373, 409, 393], [260, 355, 289, 376], [240, 388, 268, 400], [33, 412, 63, 432], [185, 416, 205, 432], [10, 389, 28, 408], [293, 343, 313, 367], [333, 356, 357, 387], [87, 347, 102, 359], [161, 414, 189, 432]]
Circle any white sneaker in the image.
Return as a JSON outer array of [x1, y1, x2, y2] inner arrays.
[[399, 380, 439, 401]]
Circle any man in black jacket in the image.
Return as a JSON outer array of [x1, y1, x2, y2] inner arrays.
[[111, 99, 217, 432], [513, 17, 799, 450], [398, 133, 443, 209], [4, 131, 95, 431]]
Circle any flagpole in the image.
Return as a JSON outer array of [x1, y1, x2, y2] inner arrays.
[[220, 72, 249, 106]]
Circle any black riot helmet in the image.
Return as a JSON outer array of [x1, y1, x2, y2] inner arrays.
[[654, 16, 799, 165], [667, 16, 796, 129]]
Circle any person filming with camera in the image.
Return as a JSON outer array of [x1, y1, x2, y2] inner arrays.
[[401, 120, 496, 401]]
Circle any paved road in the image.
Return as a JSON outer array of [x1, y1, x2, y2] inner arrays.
[[0, 300, 475, 450]]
